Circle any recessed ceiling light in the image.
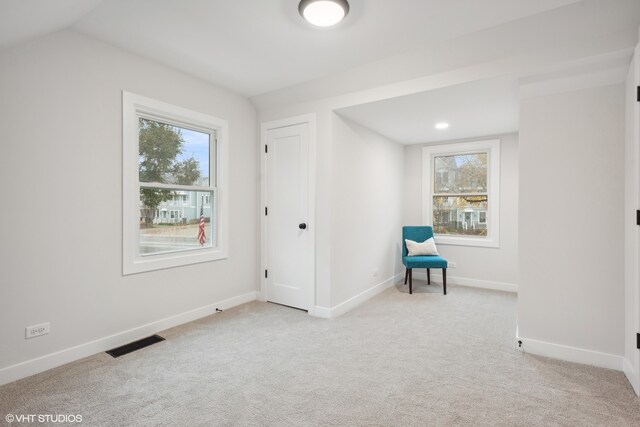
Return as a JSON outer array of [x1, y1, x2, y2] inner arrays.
[[435, 122, 450, 130], [299, 0, 350, 27]]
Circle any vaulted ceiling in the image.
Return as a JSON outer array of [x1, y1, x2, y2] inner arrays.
[[1, 0, 639, 143], [0, 0, 601, 97]]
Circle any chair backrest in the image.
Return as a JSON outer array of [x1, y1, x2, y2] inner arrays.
[[402, 226, 435, 257]]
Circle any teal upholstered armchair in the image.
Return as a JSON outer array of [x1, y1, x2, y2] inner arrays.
[[402, 226, 448, 295]]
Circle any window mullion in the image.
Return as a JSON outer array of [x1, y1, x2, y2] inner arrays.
[[432, 193, 488, 197], [139, 182, 215, 192]]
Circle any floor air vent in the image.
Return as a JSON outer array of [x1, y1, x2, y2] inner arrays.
[[106, 335, 165, 358]]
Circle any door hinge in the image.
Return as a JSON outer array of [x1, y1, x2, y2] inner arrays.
[[637, 86, 640, 103], [265, 206, 268, 216], [637, 210, 640, 226], [637, 333, 640, 349], [265, 269, 268, 279], [265, 144, 268, 153]]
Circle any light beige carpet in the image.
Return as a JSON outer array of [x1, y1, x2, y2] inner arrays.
[[1, 282, 639, 426]]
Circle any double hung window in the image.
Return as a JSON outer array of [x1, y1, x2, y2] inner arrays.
[[123, 92, 228, 274], [422, 140, 500, 248]]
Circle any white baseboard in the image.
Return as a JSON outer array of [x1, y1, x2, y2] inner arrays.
[[623, 358, 640, 396], [517, 336, 623, 371], [313, 273, 402, 319], [0, 291, 257, 386], [412, 271, 518, 293], [312, 306, 332, 319]]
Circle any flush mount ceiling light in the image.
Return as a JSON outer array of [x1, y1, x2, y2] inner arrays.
[[299, 0, 350, 27], [435, 122, 450, 130]]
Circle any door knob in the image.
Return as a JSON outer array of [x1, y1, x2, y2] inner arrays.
[[299, 223, 307, 230]]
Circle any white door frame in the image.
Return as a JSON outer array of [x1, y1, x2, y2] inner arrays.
[[260, 114, 316, 315], [633, 42, 640, 395]]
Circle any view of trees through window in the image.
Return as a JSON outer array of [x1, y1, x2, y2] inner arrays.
[[138, 118, 214, 255], [433, 152, 488, 236]]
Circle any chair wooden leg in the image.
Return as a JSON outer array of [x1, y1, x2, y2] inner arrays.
[[409, 269, 413, 294], [443, 268, 447, 295], [404, 268, 408, 285], [427, 268, 431, 285]]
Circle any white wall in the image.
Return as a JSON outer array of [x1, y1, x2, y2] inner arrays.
[[0, 31, 258, 382], [403, 134, 519, 291], [330, 115, 404, 307], [518, 84, 625, 365], [624, 41, 640, 393]]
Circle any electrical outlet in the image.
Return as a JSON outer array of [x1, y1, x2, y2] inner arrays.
[[25, 322, 50, 339], [515, 338, 524, 352], [449, 261, 457, 268]]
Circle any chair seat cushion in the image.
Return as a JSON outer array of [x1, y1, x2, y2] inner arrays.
[[403, 255, 448, 269]]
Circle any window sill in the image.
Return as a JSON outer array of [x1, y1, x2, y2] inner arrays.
[[434, 235, 499, 248], [123, 247, 228, 275]]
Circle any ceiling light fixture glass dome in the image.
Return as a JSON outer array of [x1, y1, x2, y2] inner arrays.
[[299, 0, 350, 27]]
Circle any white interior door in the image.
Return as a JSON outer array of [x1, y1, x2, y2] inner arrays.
[[265, 123, 310, 310]]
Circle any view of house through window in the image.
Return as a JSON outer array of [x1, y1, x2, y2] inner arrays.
[[138, 118, 215, 255], [432, 152, 489, 237]]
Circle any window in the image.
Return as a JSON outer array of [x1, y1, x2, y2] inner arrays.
[[422, 140, 500, 248], [123, 92, 228, 274]]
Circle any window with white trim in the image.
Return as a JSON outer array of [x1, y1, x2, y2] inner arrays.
[[123, 92, 228, 274], [422, 139, 500, 248]]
